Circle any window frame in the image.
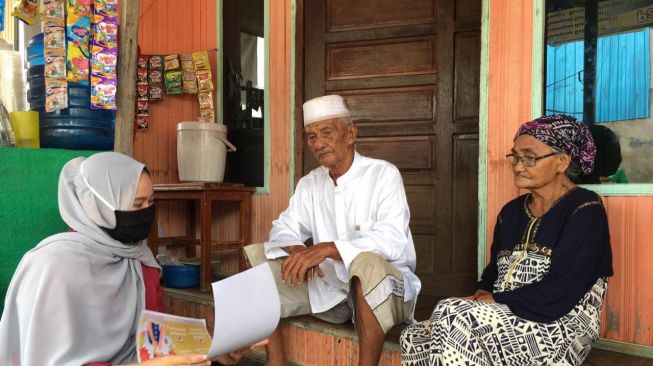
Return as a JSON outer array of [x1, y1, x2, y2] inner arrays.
[[533, 0, 653, 196]]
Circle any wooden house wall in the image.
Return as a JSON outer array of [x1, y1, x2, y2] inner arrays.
[[134, 0, 292, 273]]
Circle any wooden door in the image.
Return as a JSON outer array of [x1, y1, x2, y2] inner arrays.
[[296, 0, 481, 297]]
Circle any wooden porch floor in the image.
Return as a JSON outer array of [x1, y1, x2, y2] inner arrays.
[[234, 346, 653, 366], [164, 288, 653, 366]]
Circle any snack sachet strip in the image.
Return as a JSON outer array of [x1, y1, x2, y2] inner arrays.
[[90, 0, 118, 109], [43, 0, 67, 112], [66, 0, 91, 84]]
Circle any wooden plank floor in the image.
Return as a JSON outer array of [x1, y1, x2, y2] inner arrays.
[[234, 348, 653, 365], [166, 289, 653, 365], [234, 347, 653, 366]]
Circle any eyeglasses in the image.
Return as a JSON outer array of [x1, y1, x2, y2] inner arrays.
[[505, 152, 560, 167]]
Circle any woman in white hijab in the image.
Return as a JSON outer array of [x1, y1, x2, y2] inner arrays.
[[0, 152, 257, 366]]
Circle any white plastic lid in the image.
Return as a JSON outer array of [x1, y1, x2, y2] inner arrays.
[[177, 121, 227, 132]]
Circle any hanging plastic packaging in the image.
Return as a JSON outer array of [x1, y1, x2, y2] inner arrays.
[[11, 0, 39, 26], [43, 0, 68, 112], [66, 0, 92, 84], [90, 0, 118, 110]]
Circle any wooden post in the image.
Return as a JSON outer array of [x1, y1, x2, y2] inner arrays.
[[114, 0, 140, 155]]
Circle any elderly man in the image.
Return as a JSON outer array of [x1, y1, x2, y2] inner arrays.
[[244, 95, 420, 366]]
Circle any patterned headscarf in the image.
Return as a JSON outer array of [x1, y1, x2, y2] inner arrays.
[[515, 114, 596, 174]]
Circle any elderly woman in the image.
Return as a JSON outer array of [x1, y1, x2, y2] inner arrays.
[[401, 115, 613, 366], [0, 152, 259, 366]]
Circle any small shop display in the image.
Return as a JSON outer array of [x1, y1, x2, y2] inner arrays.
[[135, 50, 217, 126]]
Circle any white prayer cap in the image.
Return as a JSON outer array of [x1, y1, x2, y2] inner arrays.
[[302, 95, 351, 127]]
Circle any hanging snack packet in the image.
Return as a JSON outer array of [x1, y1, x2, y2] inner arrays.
[[92, 18, 118, 48], [149, 69, 162, 83], [192, 51, 211, 71], [164, 70, 183, 95], [138, 55, 149, 69], [137, 67, 148, 83], [149, 83, 164, 101], [44, 26, 66, 56], [91, 46, 117, 77], [43, 0, 65, 26], [136, 115, 149, 130], [164, 55, 180, 71], [137, 98, 149, 115], [199, 108, 215, 123], [12, 0, 39, 26], [94, 0, 118, 17], [180, 60, 194, 72], [45, 79, 68, 112], [91, 76, 117, 109], [44, 56, 67, 78], [196, 70, 213, 92], [149, 55, 163, 70], [66, 0, 92, 84], [198, 92, 213, 110], [182, 72, 198, 94], [137, 83, 149, 99]]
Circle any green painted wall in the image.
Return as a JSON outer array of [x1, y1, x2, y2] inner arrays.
[[0, 148, 95, 310]]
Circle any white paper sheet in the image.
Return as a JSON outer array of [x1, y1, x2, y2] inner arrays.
[[208, 262, 280, 357]]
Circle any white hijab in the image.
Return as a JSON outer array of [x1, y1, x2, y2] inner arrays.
[[0, 152, 160, 366]]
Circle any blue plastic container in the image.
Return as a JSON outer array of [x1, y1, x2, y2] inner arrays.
[[161, 264, 200, 288], [26, 33, 44, 68], [25, 35, 116, 151]]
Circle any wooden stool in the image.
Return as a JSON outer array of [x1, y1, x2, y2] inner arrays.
[[148, 183, 255, 291]]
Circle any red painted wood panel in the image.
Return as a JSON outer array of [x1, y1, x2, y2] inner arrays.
[[602, 196, 653, 345], [485, 0, 533, 260]]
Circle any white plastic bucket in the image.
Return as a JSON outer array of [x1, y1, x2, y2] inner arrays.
[[177, 122, 236, 182]]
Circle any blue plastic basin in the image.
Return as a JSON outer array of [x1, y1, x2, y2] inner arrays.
[[161, 264, 200, 289]]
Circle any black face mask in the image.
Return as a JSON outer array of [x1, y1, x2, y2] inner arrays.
[[103, 204, 156, 245]]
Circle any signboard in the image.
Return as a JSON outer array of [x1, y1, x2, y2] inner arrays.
[[547, 0, 653, 44]]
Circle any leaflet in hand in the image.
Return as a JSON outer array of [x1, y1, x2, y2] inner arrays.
[[137, 262, 280, 361]]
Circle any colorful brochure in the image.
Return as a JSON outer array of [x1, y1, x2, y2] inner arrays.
[[137, 263, 280, 361]]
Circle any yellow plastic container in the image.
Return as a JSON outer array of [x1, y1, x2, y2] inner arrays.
[[9, 111, 39, 148]]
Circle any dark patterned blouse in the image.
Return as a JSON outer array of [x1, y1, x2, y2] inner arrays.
[[478, 187, 613, 323]]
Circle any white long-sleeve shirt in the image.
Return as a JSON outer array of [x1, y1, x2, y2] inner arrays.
[[264, 151, 421, 313]]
